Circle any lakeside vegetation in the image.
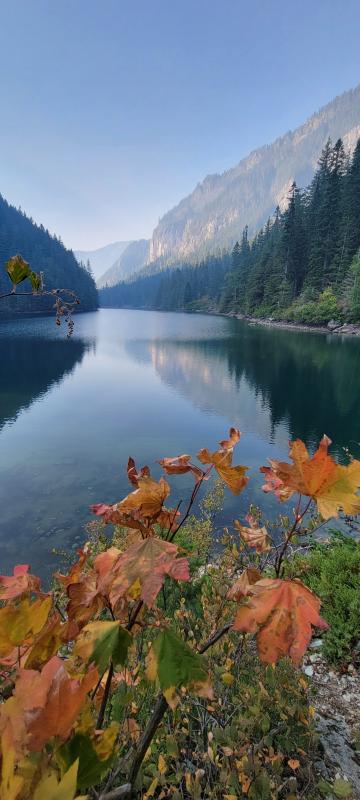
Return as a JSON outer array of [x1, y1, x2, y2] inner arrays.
[[0, 429, 359, 798], [100, 137, 360, 326]]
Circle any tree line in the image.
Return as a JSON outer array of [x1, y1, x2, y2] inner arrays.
[[100, 136, 360, 324], [0, 194, 98, 315]]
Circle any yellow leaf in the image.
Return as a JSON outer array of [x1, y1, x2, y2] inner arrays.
[[93, 722, 120, 761], [33, 760, 79, 800], [261, 435, 360, 519], [144, 777, 159, 798], [158, 753, 167, 775], [0, 597, 52, 658]]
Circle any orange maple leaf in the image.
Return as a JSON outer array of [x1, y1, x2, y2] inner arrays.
[[127, 457, 150, 487], [234, 517, 271, 553], [13, 655, 98, 751], [117, 475, 170, 519], [103, 537, 190, 608], [158, 454, 205, 482], [260, 435, 360, 519], [232, 578, 328, 664], [227, 567, 262, 600], [197, 428, 248, 495], [0, 565, 41, 600]]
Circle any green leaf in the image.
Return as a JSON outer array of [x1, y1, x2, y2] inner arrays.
[[29, 271, 42, 291], [317, 779, 334, 796], [6, 255, 31, 287], [248, 773, 271, 800], [166, 734, 179, 757], [74, 620, 132, 673], [147, 628, 212, 708], [57, 733, 114, 790], [333, 778, 353, 798]]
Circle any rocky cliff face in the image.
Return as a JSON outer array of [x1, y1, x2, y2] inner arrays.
[[149, 85, 360, 264]]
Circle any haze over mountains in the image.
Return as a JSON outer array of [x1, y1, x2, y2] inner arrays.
[[74, 241, 130, 281], [147, 85, 360, 266], [96, 85, 360, 290]]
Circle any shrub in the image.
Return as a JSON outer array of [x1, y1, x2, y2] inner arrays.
[[292, 534, 360, 664]]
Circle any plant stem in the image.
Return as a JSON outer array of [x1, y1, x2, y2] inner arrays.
[[127, 693, 169, 786], [275, 496, 312, 577], [198, 621, 233, 653], [168, 470, 211, 543], [96, 662, 114, 729]]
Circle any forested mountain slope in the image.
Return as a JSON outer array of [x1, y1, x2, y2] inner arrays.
[[149, 85, 360, 264], [99, 137, 360, 325], [98, 239, 149, 287], [0, 195, 98, 316]]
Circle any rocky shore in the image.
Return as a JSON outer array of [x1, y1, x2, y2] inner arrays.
[[224, 313, 360, 336]]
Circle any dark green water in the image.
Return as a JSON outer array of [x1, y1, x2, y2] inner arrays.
[[1, 309, 359, 579]]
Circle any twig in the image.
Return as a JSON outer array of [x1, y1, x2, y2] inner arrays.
[[198, 621, 233, 654], [127, 693, 169, 786], [99, 785, 131, 800], [96, 662, 114, 729], [275, 496, 312, 577]]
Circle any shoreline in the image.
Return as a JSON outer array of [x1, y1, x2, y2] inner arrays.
[[213, 310, 360, 336], [98, 304, 360, 336]]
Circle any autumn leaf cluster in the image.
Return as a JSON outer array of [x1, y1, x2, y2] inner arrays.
[[0, 430, 359, 799]]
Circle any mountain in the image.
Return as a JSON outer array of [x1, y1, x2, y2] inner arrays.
[[0, 194, 98, 315], [74, 241, 131, 281], [98, 239, 149, 287], [149, 85, 360, 264]]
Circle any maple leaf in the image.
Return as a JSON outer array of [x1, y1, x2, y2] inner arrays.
[[146, 628, 213, 708], [0, 597, 52, 659], [158, 454, 204, 482], [232, 578, 328, 664], [13, 656, 98, 751], [66, 569, 105, 626], [197, 428, 248, 495], [227, 567, 262, 600], [260, 435, 360, 519], [54, 549, 89, 588], [127, 456, 150, 487], [219, 427, 241, 450], [0, 711, 26, 800], [24, 613, 78, 670], [104, 537, 190, 608], [234, 517, 271, 553], [74, 620, 132, 673], [0, 564, 41, 600], [117, 475, 171, 519], [91, 502, 150, 536], [32, 759, 79, 800]]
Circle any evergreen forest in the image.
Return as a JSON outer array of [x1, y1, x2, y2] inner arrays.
[[100, 137, 360, 325], [0, 195, 98, 315]]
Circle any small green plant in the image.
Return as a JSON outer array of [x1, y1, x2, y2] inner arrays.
[[292, 533, 360, 664]]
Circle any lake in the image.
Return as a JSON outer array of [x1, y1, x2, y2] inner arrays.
[[1, 308, 360, 580]]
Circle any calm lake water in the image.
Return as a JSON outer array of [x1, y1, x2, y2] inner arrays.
[[1, 308, 360, 579]]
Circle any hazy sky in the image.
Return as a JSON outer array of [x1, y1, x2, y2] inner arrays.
[[1, 0, 360, 250]]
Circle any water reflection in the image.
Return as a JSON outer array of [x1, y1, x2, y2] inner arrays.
[[1, 309, 359, 580], [0, 337, 89, 429], [125, 321, 360, 459]]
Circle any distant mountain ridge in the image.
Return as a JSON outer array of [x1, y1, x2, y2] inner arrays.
[[148, 85, 360, 264], [74, 241, 131, 281], [97, 239, 149, 287]]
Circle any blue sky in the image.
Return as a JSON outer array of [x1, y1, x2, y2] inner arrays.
[[1, 0, 360, 250]]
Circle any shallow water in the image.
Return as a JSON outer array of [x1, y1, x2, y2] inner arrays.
[[1, 309, 359, 579]]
